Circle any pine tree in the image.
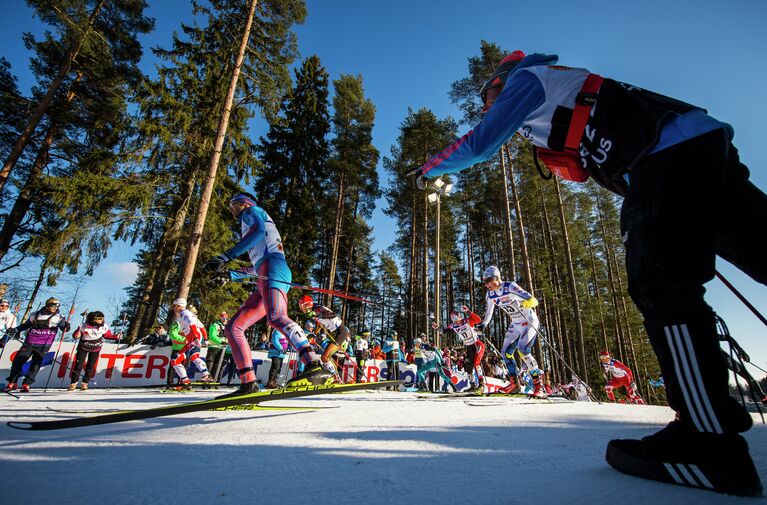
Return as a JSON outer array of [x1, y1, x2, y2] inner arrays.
[[256, 55, 331, 283], [0, 0, 153, 195]]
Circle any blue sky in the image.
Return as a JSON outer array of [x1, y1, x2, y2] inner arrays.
[[2, 1, 766, 375]]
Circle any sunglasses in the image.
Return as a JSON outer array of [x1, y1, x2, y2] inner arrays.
[[479, 72, 508, 104]]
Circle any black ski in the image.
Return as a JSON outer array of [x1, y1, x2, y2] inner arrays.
[[9, 380, 402, 431]]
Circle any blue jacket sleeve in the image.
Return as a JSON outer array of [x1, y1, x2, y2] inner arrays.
[[420, 71, 545, 178], [225, 207, 264, 259]]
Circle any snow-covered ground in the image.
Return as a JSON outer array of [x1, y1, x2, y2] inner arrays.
[[0, 389, 764, 504]]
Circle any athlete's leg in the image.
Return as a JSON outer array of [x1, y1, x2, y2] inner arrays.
[[225, 263, 269, 383], [500, 326, 520, 375], [473, 340, 486, 384]]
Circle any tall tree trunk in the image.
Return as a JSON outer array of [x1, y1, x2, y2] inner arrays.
[[0, 124, 56, 262], [587, 232, 610, 353], [145, 172, 198, 333], [503, 144, 533, 290], [553, 179, 587, 378], [325, 171, 346, 306], [341, 197, 360, 319], [175, 0, 259, 300], [0, 72, 83, 262], [465, 209, 475, 310], [0, 1, 106, 195], [498, 148, 516, 279], [23, 261, 47, 322], [408, 184, 416, 341]]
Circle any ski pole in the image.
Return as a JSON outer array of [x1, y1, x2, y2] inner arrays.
[[716, 270, 767, 329]]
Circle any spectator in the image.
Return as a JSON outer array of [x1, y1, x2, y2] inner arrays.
[[206, 312, 229, 381], [383, 331, 401, 386], [254, 332, 268, 350], [266, 329, 288, 388], [0, 299, 17, 348], [354, 330, 370, 382]]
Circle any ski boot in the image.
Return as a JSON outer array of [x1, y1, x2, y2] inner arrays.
[[4, 382, 18, 393], [20, 384, 30, 393], [531, 375, 548, 399], [174, 379, 192, 391], [286, 361, 334, 387], [498, 376, 520, 394], [265, 380, 278, 389], [606, 420, 762, 496], [67, 383, 77, 392], [199, 373, 214, 382], [474, 378, 486, 396], [216, 381, 260, 399], [80, 382, 89, 391]]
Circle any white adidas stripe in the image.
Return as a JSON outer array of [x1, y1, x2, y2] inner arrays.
[[675, 463, 698, 487], [665, 326, 706, 432], [670, 324, 714, 432], [679, 324, 723, 434], [664, 463, 686, 485], [688, 464, 714, 489]]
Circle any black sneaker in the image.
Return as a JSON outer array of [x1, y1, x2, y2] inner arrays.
[[286, 362, 334, 387], [606, 421, 763, 496], [215, 381, 260, 399]]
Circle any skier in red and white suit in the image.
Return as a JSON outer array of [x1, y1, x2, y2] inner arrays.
[[433, 306, 485, 393], [600, 351, 644, 404], [170, 298, 212, 387]]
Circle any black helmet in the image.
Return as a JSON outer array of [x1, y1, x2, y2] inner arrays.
[[86, 311, 105, 326]]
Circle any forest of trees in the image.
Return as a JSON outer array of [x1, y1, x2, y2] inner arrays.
[[0, 1, 665, 402]]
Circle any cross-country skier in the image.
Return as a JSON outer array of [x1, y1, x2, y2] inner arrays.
[[411, 49, 765, 494], [432, 306, 486, 393], [297, 294, 351, 382], [3, 297, 70, 392], [67, 311, 119, 391], [204, 192, 331, 395], [0, 299, 17, 348], [166, 320, 185, 385], [600, 351, 644, 404], [413, 338, 455, 392], [563, 374, 592, 402], [477, 266, 545, 398], [168, 299, 213, 389]]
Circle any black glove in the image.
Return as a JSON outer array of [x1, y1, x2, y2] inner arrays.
[[475, 323, 485, 332], [203, 253, 231, 273], [63, 322, 71, 332], [5, 327, 17, 339]]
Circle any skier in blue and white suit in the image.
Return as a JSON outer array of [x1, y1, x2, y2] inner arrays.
[[477, 265, 544, 397], [413, 49, 765, 495], [204, 193, 330, 396]]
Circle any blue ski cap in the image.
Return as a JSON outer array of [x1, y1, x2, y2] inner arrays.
[[483, 265, 501, 282], [229, 193, 257, 207]]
